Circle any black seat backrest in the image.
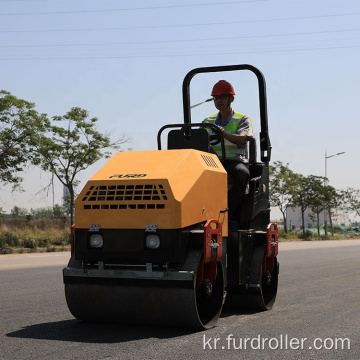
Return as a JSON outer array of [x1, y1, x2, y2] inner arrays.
[[167, 128, 210, 152]]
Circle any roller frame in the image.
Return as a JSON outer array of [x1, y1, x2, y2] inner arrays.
[[63, 265, 195, 282], [196, 220, 223, 289], [64, 249, 226, 330]]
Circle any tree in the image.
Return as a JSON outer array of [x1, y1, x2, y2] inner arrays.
[[341, 188, 360, 218], [0, 90, 46, 189], [269, 161, 295, 233], [62, 194, 74, 219], [288, 175, 324, 237], [32, 107, 131, 224], [53, 203, 65, 219], [10, 205, 27, 218], [31, 204, 65, 219], [325, 187, 343, 236], [309, 182, 338, 236], [31, 206, 53, 219]]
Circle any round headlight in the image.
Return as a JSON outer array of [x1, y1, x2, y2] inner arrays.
[[89, 234, 103, 248], [145, 234, 160, 249]]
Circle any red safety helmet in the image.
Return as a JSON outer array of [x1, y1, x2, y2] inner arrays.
[[211, 80, 235, 96]]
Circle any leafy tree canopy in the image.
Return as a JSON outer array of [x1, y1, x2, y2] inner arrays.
[[10, 205, 28, 218], [32, 107, 131, 223], [0, 90, 46, 189], [341, 188, 360, 217], [31, 204, 66, 219], [269, 161, 296, 233]]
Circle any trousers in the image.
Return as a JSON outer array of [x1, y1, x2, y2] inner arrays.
[[223, 160, 250, 220]]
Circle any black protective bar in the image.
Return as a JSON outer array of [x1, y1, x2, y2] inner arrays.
[[182, 64, 271, 164]]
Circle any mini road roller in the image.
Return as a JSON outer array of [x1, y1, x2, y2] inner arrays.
[[63, 64, 279, 329]]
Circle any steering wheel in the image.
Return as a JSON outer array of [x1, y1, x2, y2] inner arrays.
[[209, 133, 222, 146]]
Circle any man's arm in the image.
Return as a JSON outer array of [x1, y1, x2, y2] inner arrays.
[[229, 114, 253, 145], [218, 127, 247, 145]]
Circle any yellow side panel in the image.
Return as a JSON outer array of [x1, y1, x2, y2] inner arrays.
[[75, 149, 228, 235]]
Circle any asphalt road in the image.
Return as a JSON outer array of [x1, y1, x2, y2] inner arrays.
[[1, 240, 359, 360]]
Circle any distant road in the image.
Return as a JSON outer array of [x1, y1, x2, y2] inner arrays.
[[279, 238, 360, 250], [1, 240, 359, 360], [0, 251, 70, 270], [1, 239, 358, 269]]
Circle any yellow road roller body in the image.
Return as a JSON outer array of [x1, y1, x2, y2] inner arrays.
[[64, 149, 229, 329], [76, 149, 228, 234]]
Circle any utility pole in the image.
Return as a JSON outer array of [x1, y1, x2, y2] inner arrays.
[[324, 150, 345, 236]]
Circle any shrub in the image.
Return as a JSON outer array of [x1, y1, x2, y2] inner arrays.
[[23, 238, 37, 249], [0, 231, 20, 247], [297, 229, 313, 240], [278, 229, 288, 239]]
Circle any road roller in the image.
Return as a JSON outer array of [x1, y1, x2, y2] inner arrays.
[[63, 64, 279, 329]]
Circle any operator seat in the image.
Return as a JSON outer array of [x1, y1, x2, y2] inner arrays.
[[167, 127, 210, 153], [235, 137, 270, 230]]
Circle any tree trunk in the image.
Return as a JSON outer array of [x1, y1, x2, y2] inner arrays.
[[281, 210, 287, 233], [301, 208, 305, 237], [69, 185, 74, 225], [324, 208, 328, 237], [329, 209, 334, 236], [317, 212, 320, 236]]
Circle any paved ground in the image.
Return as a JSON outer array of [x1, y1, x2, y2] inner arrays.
[[0, 251, 70, 270], [0, 240, 359, 360]]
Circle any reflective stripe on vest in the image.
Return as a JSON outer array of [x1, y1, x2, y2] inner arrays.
[[204, 112, 246, 158]]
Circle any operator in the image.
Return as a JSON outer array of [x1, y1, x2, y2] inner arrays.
[[203, 80, 253, 220]]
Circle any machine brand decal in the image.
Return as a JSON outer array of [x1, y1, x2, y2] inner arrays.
[[109, 174, 147, 178]]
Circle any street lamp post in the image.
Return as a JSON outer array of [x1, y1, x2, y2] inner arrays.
[[324, 150, 345, 236]]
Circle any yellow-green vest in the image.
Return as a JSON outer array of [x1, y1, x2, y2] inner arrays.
[[204, 112, 251, 160]]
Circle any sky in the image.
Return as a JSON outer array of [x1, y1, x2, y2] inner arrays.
[[0, 0, 359, 221]]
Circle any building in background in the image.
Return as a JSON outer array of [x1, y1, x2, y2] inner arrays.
[[287, 207, 351, 229], [62, 185, 77, 213]]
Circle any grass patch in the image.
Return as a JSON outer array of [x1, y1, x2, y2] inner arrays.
[[0, 219, 71, 249], [278, 227, 360, 241]]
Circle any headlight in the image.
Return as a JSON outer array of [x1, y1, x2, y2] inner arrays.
[[89, 234, 103, 248], [145, 234, 160, 249]]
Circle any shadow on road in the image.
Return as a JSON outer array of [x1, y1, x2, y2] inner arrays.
[[7, 319, 195, 343], [7, 306, 259, 344]]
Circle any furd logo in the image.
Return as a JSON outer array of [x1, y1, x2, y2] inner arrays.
[[109, 174, 147, 178]]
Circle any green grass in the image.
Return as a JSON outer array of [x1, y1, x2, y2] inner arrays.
[[0, 219, 71, 249], [278, 228, 360, 241]]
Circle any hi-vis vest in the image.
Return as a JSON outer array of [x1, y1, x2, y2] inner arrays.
[[204, 112, 252, 161]]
